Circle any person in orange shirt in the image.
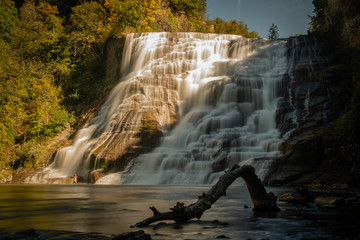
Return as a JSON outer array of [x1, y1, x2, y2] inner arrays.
[[73, 173, 78, 184]]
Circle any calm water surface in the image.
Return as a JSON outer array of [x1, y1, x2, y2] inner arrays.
[[0, 184, 358, 239]]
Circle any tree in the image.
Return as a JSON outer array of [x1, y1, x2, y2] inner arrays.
[[0, 0, 73, 172], [309, 0, 327, 32], [168, 0, 207, 17], [210, 17, 259, 38], [0, 0, 17, 42], [141, 0, 161, 32], [268, 23, 279, 39], [104, 0, 142, 32], [69, 1, 108, 56]]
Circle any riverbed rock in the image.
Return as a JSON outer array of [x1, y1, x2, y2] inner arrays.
[[113, 230, 152, 240], [279, 186, 314, 206], [279, 192, 297, 203], [314, 196, 349, 207]]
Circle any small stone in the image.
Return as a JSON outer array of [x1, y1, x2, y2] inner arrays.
[[314, 196, 337, 206], [334, 198, 346, 206], [279, 193, 296, 202], [215, 234, 230, 239], [113, 230, 152, 240], [155, 222, 167, 227], [345, 197, 358, 203], [211, 220, 228, 225], [319, 204, 337, 209]]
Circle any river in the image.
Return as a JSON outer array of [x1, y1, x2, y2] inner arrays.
[[0, 184, 358, 239]]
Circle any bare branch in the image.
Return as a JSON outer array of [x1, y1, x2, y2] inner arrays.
[[133, 164, 279, 227]]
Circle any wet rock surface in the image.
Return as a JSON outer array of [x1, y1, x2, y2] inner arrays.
[[271, 35, 354, 187], [279, 186, 360, 208]]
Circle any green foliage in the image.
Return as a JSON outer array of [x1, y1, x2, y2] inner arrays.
[[0, 0, 73, 173], [105, 0, 142, 32], [0, 0, 17, 42], [309, 0, 360, 46], [209, 18, 259, 38], [13, 139, 48, 169], [309, 0, 327, 32], [247, 31, 260, 38], [168, 0, 207, 17], [14, 1, 64, 61], [139, 121, 158, 131], [0, 41, 26, 162], [25, 72, 72, 138], [60, 1, 114, 109], [69, 1, 108, 54], [154, 7, 181, 31], [268, 23, 279, 39]]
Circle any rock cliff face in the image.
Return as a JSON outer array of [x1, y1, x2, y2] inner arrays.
[[267, 35, 353, 187]]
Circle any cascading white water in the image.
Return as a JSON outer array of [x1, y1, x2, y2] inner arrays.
[[96, 33, 289, 185], [26, 32, 289, 184]]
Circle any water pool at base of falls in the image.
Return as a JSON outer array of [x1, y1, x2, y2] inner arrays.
[[1, 185, 359, 240]]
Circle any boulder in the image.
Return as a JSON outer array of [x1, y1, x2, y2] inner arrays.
[[88, 169, 107, 183], [279, 192, 297, 203], [268, 135, 323, 185], [314, 196, 346, 207], [279, 186, 314, 205], [211, 151, 229, 173]]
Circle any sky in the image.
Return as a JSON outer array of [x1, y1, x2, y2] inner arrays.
[[206, 0, 314, 38]]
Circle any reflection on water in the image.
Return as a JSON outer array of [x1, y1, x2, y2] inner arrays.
[[0, 185, 358, 239]]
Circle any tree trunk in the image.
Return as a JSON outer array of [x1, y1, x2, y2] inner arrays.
[[133, 164, 279, 227]]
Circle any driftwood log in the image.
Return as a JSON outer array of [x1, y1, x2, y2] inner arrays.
[[133, 164, 279, 227]]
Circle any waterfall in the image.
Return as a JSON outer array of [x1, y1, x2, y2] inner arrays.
[[96, 33, 288, 185], [26, 32, 290, 184]]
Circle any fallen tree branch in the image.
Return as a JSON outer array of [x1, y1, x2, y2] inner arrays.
[[133, 164, 279, 227]]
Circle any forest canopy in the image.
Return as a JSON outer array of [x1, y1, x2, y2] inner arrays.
[[0, 0, 259, 180]]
